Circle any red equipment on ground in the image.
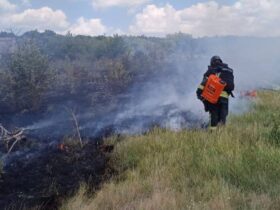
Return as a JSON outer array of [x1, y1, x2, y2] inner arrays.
[[202, 74, 226, 104]]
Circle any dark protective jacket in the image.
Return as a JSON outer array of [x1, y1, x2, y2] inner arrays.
[[196, 63, 235, 111]]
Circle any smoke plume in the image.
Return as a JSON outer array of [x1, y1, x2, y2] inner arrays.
[[1, 35, 280, 141]]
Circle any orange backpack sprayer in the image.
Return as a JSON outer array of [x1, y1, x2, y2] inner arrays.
[[202, 74, 226, 104]]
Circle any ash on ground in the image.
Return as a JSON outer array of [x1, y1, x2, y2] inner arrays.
[[0, 137, 113, 210]]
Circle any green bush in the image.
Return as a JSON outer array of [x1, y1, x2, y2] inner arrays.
[[8, 40, 52, 110], [269, 114, 280, 146]]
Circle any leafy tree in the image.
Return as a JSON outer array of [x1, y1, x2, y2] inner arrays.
[[9, 40, 52, 111]]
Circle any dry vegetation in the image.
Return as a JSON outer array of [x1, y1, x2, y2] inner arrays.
[[1, 32, 280, 210], [61, 91, 280, 210]]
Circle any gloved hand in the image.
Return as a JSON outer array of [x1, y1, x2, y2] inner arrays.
[[203, 100, 210, 112], [196, 88, 203, 101], [198, 94, 205, 102]]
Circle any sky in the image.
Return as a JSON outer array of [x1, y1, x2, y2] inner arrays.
[[1, 0, 280, 37]]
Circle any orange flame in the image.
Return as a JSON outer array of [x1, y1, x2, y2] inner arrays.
[[58, 144, 65, 151], [240, 90, 257, 98]]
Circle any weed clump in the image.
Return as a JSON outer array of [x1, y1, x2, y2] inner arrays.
[[269, 114, 280, 146]]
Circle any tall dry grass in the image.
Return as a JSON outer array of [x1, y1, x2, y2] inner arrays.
[[61, 91, 280, 210]]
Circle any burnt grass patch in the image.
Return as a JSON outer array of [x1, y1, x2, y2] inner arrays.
[[0, 138, 114, 210]]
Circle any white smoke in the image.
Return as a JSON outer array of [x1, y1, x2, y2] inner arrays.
[[19, 36, 280, 136], [112, 36, 280, 131], [200, 37, 280, 114]]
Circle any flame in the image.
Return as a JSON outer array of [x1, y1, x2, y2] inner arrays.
[[58, 144, 65, 151], [240, 90, 257, 98]]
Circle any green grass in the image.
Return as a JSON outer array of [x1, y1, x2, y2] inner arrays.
[[61, 91, 280, 210]]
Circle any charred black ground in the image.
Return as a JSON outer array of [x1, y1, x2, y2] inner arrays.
[[0, 138, 113, 210], [0, 106, 202, 210], [1, 32, 280, 210]]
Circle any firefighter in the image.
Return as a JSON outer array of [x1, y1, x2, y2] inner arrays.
[[196, 56, 235, 130]]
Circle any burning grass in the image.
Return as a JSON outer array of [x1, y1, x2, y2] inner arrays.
[[61, 91, 280, 210]]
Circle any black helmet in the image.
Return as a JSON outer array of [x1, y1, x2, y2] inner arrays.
[[210, 55, 223, 66]]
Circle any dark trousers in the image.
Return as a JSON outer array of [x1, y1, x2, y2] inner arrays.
[[209, 99, 229, 127]]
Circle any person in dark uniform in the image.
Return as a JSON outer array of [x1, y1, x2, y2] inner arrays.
[[196, 56, 235, 130]]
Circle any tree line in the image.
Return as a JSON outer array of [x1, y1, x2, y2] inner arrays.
[[0, 31, 197, 116]]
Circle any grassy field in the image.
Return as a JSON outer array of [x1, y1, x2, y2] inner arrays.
[[61, 91, 280, 210]]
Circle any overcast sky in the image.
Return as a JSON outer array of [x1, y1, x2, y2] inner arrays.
[[1, 0, 279, 37]]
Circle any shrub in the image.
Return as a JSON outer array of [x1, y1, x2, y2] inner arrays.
[[8, 40, 52, 111], [269, 114, 280, 146]]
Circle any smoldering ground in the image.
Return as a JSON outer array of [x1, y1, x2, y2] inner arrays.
[[2, 35, 280, 159], [0, 34, 280, 209], [3, 35, 280, 141]]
